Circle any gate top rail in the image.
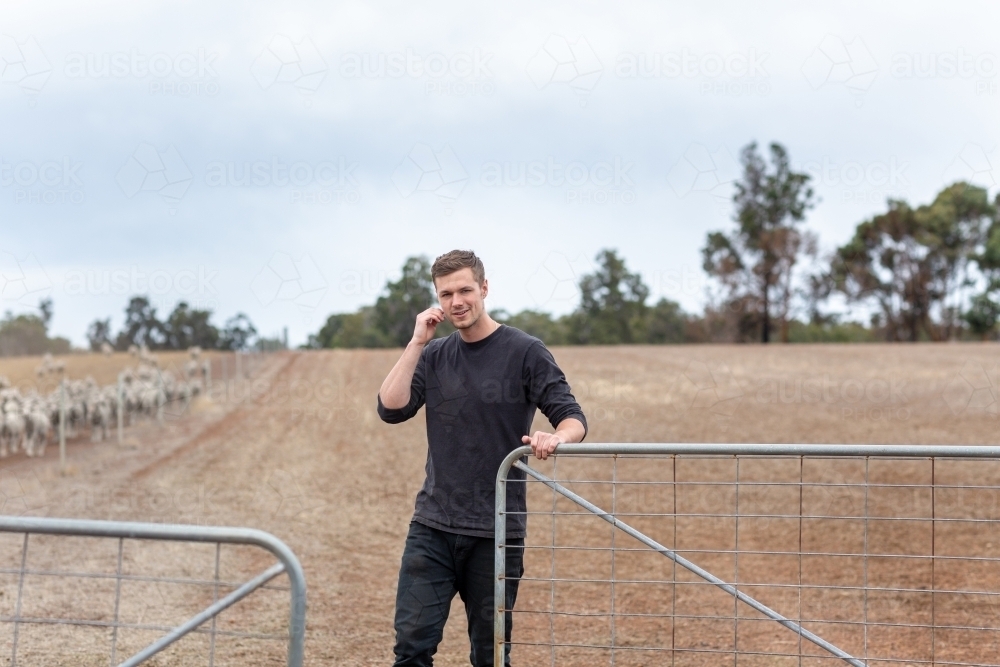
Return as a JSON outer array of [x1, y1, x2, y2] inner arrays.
[[505, 442, 1000, 460], [0, 515, 306, 667]]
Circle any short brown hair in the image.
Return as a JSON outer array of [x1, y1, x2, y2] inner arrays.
[[431, 250, 485, 286]]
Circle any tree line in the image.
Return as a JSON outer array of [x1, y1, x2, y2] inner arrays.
[[86, 297, 265, 351], [310, 141, 1000, 347], [0, 299, 72, 357], [703, 142, 1000, 343]]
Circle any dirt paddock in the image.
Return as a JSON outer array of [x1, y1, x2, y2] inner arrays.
[[0, 343, 997, 665]]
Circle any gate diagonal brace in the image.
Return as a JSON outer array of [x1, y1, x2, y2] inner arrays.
[[118, 562, 287, 667], [512, 460, 867, 667]]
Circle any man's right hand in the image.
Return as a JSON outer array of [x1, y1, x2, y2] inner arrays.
[[412, 307, 445, 346]]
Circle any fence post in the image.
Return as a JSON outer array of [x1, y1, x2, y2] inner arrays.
[[117, 373, 123, 445], [157, 372, 164, 424], [58, 379, 66, 471]]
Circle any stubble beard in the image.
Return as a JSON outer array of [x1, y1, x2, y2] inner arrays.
[[450, 306, 482, 330]]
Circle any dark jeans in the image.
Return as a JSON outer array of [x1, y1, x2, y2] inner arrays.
[[393, 520, 524, 666]]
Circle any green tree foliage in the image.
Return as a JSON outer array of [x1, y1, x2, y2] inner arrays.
[[493, 309, 568, 345], [703, 141, 817, 343], [310, 307, 390, 348], [92, 296, 259, 351], [86, 317, 113, 351], [374, 256, 439, 347], [567, 249, 650, 344], [309, 249, 693, 347], [965, 195, 1000, 338], [163, 302, 220, 350], [39, 298, 53, 329], [115, 296, 165, 350], [0, 299, 71, 357], [963, 290, 1000, 340], [832, 183, 995, 341], [219, 313, 259, 351], [646, 298, 688, 343], [311, 256, 457, 348]]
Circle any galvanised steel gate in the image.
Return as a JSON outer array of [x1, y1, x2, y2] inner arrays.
[[496, 443, 1000, 666], [0, 516, 306, 666]]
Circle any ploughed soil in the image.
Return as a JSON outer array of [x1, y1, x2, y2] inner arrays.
[[0, 343, 998, 665]]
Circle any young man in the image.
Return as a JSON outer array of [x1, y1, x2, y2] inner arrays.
[[377, 250, 587, 666]]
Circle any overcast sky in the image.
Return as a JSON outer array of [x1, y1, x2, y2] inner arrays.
[[2, 0, 999, 346]]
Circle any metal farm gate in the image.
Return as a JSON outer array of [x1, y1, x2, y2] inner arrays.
[[0, 516, 305, 666], [495, 443, 1000, 666]]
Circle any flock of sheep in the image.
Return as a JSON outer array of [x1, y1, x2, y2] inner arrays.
[[0, 347, 212, 460]]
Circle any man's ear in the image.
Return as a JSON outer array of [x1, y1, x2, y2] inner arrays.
[[481, 278, 488, 298]]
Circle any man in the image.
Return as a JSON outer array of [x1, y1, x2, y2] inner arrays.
[[377, 249, 587, 666]]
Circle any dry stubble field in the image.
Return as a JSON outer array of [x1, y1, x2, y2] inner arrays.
[[0, 343, 997, 665]]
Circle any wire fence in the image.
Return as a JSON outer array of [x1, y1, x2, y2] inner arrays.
[[0, 516, 306, 667], [495, 443, 1000, 667]]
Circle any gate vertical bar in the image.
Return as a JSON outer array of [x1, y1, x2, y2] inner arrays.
[[548, 457, 557, 667], [671, 455, 677, 667], [798, 456, 803, 667], [210, 542, 220, 667], [494, 452, 509, 667], [863, 457, 869, 664], [931, 457, 936, 664], [11, 533, 28, 666], [609, 455, 617, 666], [110, 537, 124, 665], [733, 456, 740, 666]]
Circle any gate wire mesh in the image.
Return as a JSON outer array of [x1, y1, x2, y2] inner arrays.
[[0, 517, 305, 667], [495, 444, 1000, 667]]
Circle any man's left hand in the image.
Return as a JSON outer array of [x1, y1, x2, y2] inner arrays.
[[521, 431, 564, 460]]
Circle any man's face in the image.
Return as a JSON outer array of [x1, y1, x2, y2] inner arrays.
[[434, 268, 487, 330]]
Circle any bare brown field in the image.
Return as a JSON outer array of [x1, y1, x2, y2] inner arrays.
[[0, 343, 996, 665], [0, 350, 235, 392]]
